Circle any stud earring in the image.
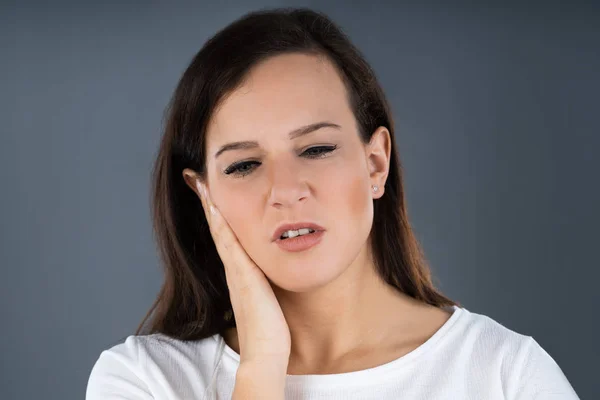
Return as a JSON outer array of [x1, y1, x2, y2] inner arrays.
[[372, 185, 379, 193]]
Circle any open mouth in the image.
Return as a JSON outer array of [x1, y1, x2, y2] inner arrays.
[[275, 229, 324, 252], [279, 228, 316, 240]]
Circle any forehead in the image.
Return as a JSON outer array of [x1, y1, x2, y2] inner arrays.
[[207, 53, 352, 144]]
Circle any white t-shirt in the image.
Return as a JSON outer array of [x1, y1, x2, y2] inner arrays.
[[86, 305, 579, 399]]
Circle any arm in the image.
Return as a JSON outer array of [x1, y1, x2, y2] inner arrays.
[[86, 340, 153, 400], [232, 360, 288, 400], [512, 337, 579, 400]]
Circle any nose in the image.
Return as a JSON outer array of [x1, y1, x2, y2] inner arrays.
[[267, 159, 310, 208]]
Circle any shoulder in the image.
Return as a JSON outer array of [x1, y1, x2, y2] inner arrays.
[[451, 307, 533, 354], [450, 307, 544, 371], [89, 333, 219, 370], [432, 306, 535, 361], [508, 335, 579, 399], [86, 333, 223, 399], [447, 307, 579, 399]]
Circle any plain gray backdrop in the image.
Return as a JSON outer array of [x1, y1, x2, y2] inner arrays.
[[2, 1, 598, 399]]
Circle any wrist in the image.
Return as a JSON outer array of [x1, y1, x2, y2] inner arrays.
[[234, 361, 288, 400], [238, 356, 289, 376]]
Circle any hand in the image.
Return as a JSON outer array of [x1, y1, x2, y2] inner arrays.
[[196, 180, 292, 365]]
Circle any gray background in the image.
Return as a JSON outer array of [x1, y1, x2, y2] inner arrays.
[[2, 1, 598, 399]]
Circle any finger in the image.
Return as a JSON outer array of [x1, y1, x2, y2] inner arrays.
[[196, 180, 230, 249], [196, 182, 256, 284], [195, 180, 213, 225]]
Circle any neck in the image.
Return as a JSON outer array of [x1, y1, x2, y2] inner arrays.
[[273, 244, 409, 367], [222, 243, 446, 374]]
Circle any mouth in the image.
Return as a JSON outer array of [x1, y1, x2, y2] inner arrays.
[[271, 222, 326, 242], [279, 227, 316, 240], [274, 229, 325, 252]]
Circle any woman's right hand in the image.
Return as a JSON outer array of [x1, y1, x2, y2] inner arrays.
[[196, 180, 292, 367]]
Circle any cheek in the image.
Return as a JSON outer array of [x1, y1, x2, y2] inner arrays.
[[331, 169, 371, 221], [348, 176, 370, 217], [213, 190, 255, 244], [326, 148, 371, 217]]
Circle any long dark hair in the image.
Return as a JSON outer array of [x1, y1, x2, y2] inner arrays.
[[136, 7, 458, 341]]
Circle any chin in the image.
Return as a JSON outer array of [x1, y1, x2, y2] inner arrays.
[[271, 279, 330, 293], [265, 260, 347, 294]]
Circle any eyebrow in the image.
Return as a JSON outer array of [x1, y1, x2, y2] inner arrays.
[[214, 121, 342, 159]]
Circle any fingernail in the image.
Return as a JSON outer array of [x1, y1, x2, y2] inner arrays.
[[196, 180, 205, 197]]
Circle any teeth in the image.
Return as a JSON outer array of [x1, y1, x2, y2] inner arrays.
[[281, 228, 315, 239]]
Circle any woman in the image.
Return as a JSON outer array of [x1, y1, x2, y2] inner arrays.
[[86, 7, 579, 400]]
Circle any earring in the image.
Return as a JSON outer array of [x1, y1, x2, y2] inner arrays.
[[372, 185, 379, 193]]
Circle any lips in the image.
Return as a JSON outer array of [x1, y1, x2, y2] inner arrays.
[[272, 222, 326, 242]]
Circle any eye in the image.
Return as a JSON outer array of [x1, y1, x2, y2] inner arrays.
[[224, 145, 338, 178], [302, 145, 337, 159], [224, 160, 260, 177]]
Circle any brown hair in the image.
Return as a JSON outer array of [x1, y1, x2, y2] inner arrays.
[[136, 7, 458, 340]]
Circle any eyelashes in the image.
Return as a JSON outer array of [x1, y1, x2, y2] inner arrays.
[[224, 145, 338, 177]]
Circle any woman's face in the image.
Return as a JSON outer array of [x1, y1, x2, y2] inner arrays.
[[203, 53, 389, 292]]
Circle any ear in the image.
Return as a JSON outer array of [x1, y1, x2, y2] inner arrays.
[[182, 168, 203, 197], [365, 127, 391, 199]]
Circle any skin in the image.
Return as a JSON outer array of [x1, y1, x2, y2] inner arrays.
[[183, 53, 451, 375]]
